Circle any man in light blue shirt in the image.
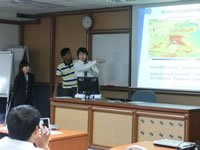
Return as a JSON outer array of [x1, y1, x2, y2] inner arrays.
[[0, 105, 50, 150]]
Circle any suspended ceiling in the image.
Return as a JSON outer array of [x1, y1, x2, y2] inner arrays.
[[0, 0, 196, 21]]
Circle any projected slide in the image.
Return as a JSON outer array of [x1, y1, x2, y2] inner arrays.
[[136, 3, 200, 91]]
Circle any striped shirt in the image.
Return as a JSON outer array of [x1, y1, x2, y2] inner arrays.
[[56, 60, 77, 89]]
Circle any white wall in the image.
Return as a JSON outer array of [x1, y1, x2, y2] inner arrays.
[[0, 23, 19, 50]]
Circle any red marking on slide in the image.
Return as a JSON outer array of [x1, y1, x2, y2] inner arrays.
[[169, 35, 185, 46]]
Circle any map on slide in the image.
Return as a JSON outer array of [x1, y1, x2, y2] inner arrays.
[[149, 19, 200, 59]]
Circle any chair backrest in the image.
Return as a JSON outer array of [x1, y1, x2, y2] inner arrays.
[[0, 113, 5, 124], [125, 145, 146, 150], [131, 90, 156, 103]]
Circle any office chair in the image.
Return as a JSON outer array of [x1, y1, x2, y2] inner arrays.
[[125, 145, 146, 150], [131, 90, 157, 103], [0, 113, 5, 124]]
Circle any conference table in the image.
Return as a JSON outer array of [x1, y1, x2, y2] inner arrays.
[[110, 141, 176, 150], [50, 97, 200, 149], [0, 124, 88, 150]]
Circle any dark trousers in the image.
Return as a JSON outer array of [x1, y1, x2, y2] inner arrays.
[[62, 87, 77, 97]]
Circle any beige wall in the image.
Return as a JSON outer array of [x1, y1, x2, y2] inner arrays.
[[55, 14, 87, 71], [157, 93, 200, 105], [102, 90, 200, 106], [92, 10, 130, 29], [101, 90, 129, 99], [24, 17, 50, 83]]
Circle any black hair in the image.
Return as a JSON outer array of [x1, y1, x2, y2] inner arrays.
[[18, 60, 30, 75], [19, 60, 30, 70], [7, 105, 41, 141], [77, 47, 88, 57], [60, 48, 71, 58]]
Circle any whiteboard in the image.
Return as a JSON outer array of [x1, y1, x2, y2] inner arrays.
[[0, 51, 13, 97], [8, 47, 26, 84], [0, 24, 19, 50], [92, 33, 129, 87]]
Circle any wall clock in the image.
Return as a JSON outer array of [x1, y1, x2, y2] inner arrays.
[[82, 16, 93, 29]]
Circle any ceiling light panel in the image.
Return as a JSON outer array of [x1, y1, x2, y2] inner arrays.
[[15, 0, 66, 8]]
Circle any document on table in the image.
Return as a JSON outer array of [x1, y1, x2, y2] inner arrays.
[[51, 130, 63, 135], [0, 126, 7, 130]]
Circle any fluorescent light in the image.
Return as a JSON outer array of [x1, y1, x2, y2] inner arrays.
[[106, 0, 127, 3]]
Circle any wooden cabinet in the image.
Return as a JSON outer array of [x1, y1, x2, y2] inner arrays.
[[51, 101, 89, 132], [50, 98, 200, 148], [92, 106, 133, 147], [136, 111, 185, 141]]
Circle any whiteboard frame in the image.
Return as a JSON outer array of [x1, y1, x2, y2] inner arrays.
[[0, 51, 13, 98]]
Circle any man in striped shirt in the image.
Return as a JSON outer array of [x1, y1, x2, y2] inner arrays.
[[53, 48, 77, 97]]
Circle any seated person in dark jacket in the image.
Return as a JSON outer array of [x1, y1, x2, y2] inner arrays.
[[13, 60, 34, 106]]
